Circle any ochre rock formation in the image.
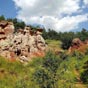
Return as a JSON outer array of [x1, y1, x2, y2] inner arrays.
[[68, 38, 88, 54], [0, 21, 46, 63]]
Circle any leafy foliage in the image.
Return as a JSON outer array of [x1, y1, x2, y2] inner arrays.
[[43, 29, 88, 50], [7, 18, 26, 31], [0, 15, 5, 21], [81, 61, 88, 83], [0, 51, 88, 88], [33, 52, 61, 88]]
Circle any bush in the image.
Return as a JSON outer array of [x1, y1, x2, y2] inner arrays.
[[33, 51, 61, 88], [81, 61, 88, 83], [59, 52, 69, 60], [85, 48, 88, 55], [72, 51, 84, 59], [60, 32, 75, 50]]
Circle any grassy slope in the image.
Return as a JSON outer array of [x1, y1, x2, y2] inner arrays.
[[0, 40, 88, 88], [0, 55, 88, 88], [0, 56, 37, 88], [45, 39, 62, 51], [57, 55, 88, 88]]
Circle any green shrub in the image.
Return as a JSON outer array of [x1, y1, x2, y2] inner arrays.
[[33, 51, 61, 88], [72, 51, 84, 59], [81, 61, 88, 83], [59, 52, 69, 60], [15, 78, 28, 88], [85, 48, 88, 55]]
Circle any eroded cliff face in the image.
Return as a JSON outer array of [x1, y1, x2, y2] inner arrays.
[[0, 21, 46, 63], [0, 21, 14, 35]]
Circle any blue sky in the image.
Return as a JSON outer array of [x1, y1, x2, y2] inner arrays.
[[0, 0, 88, 32], [0, 0, 17, 18]]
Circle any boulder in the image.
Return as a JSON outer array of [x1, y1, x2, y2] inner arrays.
[[19, 55, 29, 62], [68, 38, 87, 54], [0, 21, 14, 39], [72, 38, 83, 47], [0, 20, 8, 28], [4, 22, 14, 35]]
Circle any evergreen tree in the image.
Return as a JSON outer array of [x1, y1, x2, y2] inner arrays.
[[0, 15, 5, 21]]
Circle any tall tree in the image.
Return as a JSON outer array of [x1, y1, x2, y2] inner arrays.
[[0, 15, 5, 21]]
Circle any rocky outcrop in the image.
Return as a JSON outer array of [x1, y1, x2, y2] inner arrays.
[[0, 21, 14, 35], [68, 38, 88, 54], [72, 38, 83, 47], [0, 21, 46, 63], [0, 20, 8, 28]]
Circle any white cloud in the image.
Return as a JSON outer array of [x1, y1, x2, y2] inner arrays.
[[13, 0, 88, 32], [83, 0, 88, 6], [54, 14, 88, 32]]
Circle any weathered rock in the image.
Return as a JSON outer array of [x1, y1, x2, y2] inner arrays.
[[68, 38, 88, 54], [19, 55, 29, 62], [4, 22, 14, 35], [72, 38, 83, 47], [9, 51, 16, 62], [0, 22, 46, 62], [36, 29, 46, 51], [84, 39, 88, 45], [0, 20, 8, 28]]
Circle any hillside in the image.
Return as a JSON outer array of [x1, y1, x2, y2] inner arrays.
[[0, 19, 88, 88], [0, 47, 88, 88], [45, 39, 63, 51], [0, 1, 88, 87]]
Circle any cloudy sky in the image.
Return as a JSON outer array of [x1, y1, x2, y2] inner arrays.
[[0, 0, 88, 32]]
